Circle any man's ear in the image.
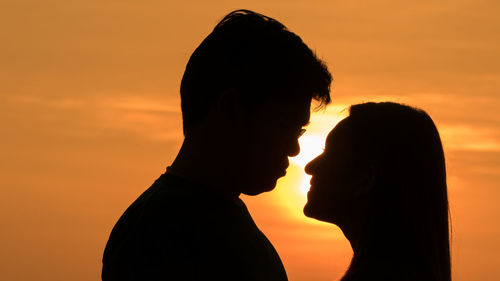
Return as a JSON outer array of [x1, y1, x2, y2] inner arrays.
[[216, 88, 244, 120], [355, 165, 376, 196]]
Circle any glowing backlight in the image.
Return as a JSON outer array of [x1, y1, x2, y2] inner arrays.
[[290, 135, 325, 196]]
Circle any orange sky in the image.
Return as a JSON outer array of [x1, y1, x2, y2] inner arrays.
[[1, 1, 499, 280]]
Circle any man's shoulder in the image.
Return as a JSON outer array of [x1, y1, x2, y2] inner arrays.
[[102, 173, 207, 268], [104, 173, 234, 246], [112, 173, 205, 232]]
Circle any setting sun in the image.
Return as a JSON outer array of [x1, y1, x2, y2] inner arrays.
[[291, 135, 325, 168], [290, 135, 325, 196]]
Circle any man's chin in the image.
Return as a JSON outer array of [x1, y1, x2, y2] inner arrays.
[[241, 179, 278, 196]]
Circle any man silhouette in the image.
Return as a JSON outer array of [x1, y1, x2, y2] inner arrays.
[[102, 9, 331, 281]]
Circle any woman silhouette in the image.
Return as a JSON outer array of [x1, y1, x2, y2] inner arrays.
[[304, 102, 451, 281]]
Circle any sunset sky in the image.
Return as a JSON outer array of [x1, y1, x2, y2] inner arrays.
[[1, 1, 499, 280]]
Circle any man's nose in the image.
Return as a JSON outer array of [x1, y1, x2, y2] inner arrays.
[[287, 138, 300, 157]]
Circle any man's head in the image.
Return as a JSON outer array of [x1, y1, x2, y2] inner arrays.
[[179, 9, 332, 195]]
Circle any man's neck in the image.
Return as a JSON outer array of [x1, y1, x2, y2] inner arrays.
[[169, 137, 241, 198]]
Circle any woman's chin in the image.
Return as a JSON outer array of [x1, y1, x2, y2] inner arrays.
[[303, 201, 339, 224], [303, 202, 314, 218], [303, 201, 325, 220]]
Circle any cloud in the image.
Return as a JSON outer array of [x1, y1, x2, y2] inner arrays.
[[440, 125, 500, 152], [2, 94, 183, 143]]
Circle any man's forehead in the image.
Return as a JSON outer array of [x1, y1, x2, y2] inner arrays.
[[263, 96, 311, 123], [264, 94, 312, 110]]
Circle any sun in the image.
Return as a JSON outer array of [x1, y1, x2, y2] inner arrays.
[[291, 135, 325, 167], [289, 135, 325, 196]]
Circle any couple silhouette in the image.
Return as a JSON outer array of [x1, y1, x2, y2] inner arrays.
[[102, 10, 451, 281]]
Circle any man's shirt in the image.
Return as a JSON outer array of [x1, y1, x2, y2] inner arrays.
[[102, 171, 288, 281]]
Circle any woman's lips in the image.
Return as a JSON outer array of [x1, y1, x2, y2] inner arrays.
[[309, 179, 315, 188], [308, 179, 318, 197]]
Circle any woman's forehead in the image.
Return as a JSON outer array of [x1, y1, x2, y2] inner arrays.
[[325, 117, 354, 150]]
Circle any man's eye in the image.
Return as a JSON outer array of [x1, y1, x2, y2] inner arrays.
[[297, 128, 306, 137]]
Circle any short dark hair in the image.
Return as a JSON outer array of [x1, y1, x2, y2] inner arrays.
[[180, 9, 332, 135]]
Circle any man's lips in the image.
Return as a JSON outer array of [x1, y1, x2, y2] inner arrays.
[[278, 163, 289, 176], [279, 169, 287, 177]]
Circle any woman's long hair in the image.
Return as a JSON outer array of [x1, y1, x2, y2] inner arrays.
[[344, 102, 451, 281]]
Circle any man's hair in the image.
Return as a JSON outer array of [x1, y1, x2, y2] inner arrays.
[[180, 9, 332, 135]]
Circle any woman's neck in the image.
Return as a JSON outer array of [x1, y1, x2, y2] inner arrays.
[[340, 219, 409, 281]]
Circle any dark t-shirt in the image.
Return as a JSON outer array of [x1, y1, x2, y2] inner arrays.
[[102, 171, 288, 281]]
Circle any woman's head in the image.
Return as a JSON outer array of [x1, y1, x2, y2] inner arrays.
[[303, 117, 370, 225], [304, 102, 450, 280]]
